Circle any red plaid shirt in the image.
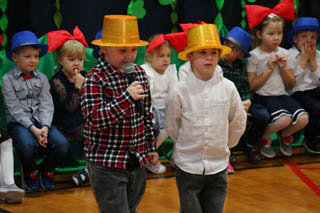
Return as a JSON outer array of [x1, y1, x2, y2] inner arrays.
[[80, 58, 157, 169]]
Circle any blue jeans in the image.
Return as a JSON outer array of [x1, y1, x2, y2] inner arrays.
[[246, 103, 270, 147], [87, 161, 146, 213], [175, 167, 228, 213], [8, 122, 69, 173]]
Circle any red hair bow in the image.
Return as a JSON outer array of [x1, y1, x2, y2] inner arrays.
[[146, 32, 187, 53], [47, 26, 89, 52], [180, 20, 206, 32], [245, 0, 295, 30]]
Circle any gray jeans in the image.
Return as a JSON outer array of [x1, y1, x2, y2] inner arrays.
[[87, 161, 146, 213], [175, 167, 228, 213]]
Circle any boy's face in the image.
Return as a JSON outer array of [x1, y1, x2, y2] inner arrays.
[[293, 31, 318, 51], [101, 46, 138, 71], [221, 40, 244, 63], [12, 46, 41, 73], [146, 44, 171, 74], [187, 48, 220, 76]]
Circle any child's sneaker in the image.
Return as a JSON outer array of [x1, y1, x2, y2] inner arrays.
[[0, 184, 25, 203], [40, 171, 54, 190], [24, 170, 39, 191], [72, 168, 89, 186], [278, 133, 293, 157], [145, 161, 166, 174], [227, 162, 234, 174], [260, 145, 276, 158], [260, 138, 275, 158]]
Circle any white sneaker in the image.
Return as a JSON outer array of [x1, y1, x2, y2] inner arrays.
[[0, 184, 25, 203], [145, 161, 166, 174]]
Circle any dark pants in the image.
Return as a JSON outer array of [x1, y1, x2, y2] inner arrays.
[[8, 122, 69, 173], [87, 161, 146, 213], [246, 103, 270, 147], [292, 88, 320, 142], [175, 167, 228, 213]]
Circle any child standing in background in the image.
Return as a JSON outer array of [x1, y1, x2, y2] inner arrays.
[[165, 24, 247, 213], [2, 31, 69, 191], [47, 26, 89, 186], [80, 15, 158, 212], [141, 33, 184, 174], [288, 17, 320, 154], [219, 27, 270, 164], [245, 0, 308, 158]]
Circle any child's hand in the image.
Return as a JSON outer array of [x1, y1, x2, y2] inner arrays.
[[300, 43, 311, 63], [267, 55, 278, 70], [30, 125, 47, 147], [309, 45, 318, 72], [39, 126, 48, 148], [147, 152, 159, 166], [276, 55, 287, 71], [242, 99, 252, 113], [74, 69, 85, 89], [127, 81, 145, 100]]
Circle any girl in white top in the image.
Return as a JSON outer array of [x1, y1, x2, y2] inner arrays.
[[246, 3, 308, 159], [141, 33, 180, 174]]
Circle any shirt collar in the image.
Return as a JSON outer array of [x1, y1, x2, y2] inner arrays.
[[291, 46, 300, 58], [13, 66, 39, 79]]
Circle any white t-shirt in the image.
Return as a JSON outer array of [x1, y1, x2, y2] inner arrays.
[[141, 62, 178, 109], [247, 47, 293, 96]]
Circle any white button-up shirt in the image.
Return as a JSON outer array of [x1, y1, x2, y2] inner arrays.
[[288, 46, 320, 93], [165, 65, 247, 175]]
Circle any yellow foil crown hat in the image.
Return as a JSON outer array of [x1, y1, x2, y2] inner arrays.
[[178, 24, 231, 61], [92, 15, 149, 47]]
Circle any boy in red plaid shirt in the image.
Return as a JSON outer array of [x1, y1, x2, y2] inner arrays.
[[80, 15, 158, 213]]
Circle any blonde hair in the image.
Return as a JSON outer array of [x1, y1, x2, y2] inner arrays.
[[144, 34, 172, 62], [56, 40, 86, 68], [251, 14, 284, 49]]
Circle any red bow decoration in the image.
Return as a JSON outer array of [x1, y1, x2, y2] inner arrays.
[[180, 20, 206, 32], [47, 26, 89, 52], [245, 0, 295, 30], [146, 32, 187, 53], [23, 74, 33, 81]]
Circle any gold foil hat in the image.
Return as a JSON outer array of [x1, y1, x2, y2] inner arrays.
[[91, 15, 149, 47], [178, 24, 231, 61]]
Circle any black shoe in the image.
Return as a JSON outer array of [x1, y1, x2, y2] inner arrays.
[[244, 146, 261, 164], [303, 140, 320, 154], [229, 154, 237, 166]]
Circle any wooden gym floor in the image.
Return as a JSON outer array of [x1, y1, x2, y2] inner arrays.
[[1, 147, 320, 213]]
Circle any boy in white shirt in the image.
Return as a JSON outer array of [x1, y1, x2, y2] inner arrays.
[[165, 24, 247, 213], [288, 17, 320, 154]]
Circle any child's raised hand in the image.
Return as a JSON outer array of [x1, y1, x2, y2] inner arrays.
[[276, 55, 287, 70], [267, 55, 278, 70], [309, 45, 318, 71], [74, 68, 85, 89], [127, 81, 145, 100]]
